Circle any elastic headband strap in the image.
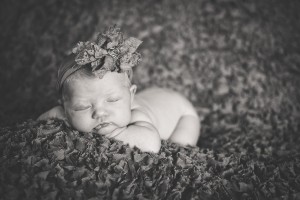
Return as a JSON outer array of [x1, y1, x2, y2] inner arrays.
[[57, 54, 82, 93]]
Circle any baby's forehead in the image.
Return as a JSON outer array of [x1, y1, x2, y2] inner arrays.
[[63, 73, 129, 98]]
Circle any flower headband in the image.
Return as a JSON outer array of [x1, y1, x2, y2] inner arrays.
[[57, 25, 142, 92]]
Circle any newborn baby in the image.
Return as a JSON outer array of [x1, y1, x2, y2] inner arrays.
[[38, 27, 200, 153]]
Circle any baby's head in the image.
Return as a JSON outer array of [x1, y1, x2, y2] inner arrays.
[[57, 26, 141, 135], [61, 66, 136, 135]]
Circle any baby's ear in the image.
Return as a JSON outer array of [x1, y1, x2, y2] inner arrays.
[[130, 84, 137, 103]]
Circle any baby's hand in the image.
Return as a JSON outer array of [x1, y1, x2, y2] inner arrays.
[[105, 126, 127, 138], [38, 106, 67, 122]]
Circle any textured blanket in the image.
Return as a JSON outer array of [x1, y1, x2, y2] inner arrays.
[[1, 0, 300, 199]]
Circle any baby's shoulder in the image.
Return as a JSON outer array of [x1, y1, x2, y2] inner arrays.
[[130, 106, 154, 124]]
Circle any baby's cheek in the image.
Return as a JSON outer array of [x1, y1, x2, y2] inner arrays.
[[67, 112, 94, 132], [120, 109, 132, 125]]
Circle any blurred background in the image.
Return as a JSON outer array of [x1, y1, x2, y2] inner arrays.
[[0, 0, 299, 136]]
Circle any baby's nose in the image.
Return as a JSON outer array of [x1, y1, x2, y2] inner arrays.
[[92, 107, 108, 120]]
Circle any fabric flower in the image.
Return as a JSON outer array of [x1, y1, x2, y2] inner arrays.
[[72, 25, 142, 78]]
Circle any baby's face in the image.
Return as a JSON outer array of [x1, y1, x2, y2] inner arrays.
[[62, 72, 136, 136]]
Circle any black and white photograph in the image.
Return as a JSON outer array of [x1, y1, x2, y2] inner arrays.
[[0, 0, 299, 199]]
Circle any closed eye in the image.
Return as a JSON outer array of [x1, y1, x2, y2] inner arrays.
[[73, 105, 91, 111], [107, 97, 120, 102]]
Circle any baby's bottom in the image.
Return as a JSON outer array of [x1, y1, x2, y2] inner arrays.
[[169, 115, 200, 146]]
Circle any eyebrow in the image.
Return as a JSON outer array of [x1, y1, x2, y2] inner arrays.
[[104, 88, 124, 96]]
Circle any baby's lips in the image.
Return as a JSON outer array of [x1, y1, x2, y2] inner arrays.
[[94, 122, 112, 130]]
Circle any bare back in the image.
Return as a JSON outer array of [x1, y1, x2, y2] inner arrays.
[[132, 87, 199, 140]]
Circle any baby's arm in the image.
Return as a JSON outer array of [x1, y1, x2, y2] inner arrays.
[[108, 109, 161, 153]]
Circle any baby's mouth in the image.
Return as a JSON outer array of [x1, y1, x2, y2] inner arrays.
[[94, 122, 111, 131]]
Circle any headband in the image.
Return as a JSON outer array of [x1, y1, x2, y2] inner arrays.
[[57, 25, 142, 93]]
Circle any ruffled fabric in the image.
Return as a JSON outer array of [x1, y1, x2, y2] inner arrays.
[[1, 119, 300, 199]]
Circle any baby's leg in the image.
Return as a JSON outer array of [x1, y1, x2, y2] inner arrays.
[[169, 115, 200, 146]]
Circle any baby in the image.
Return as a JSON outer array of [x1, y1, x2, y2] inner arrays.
[[38, 27, 200, 153]]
